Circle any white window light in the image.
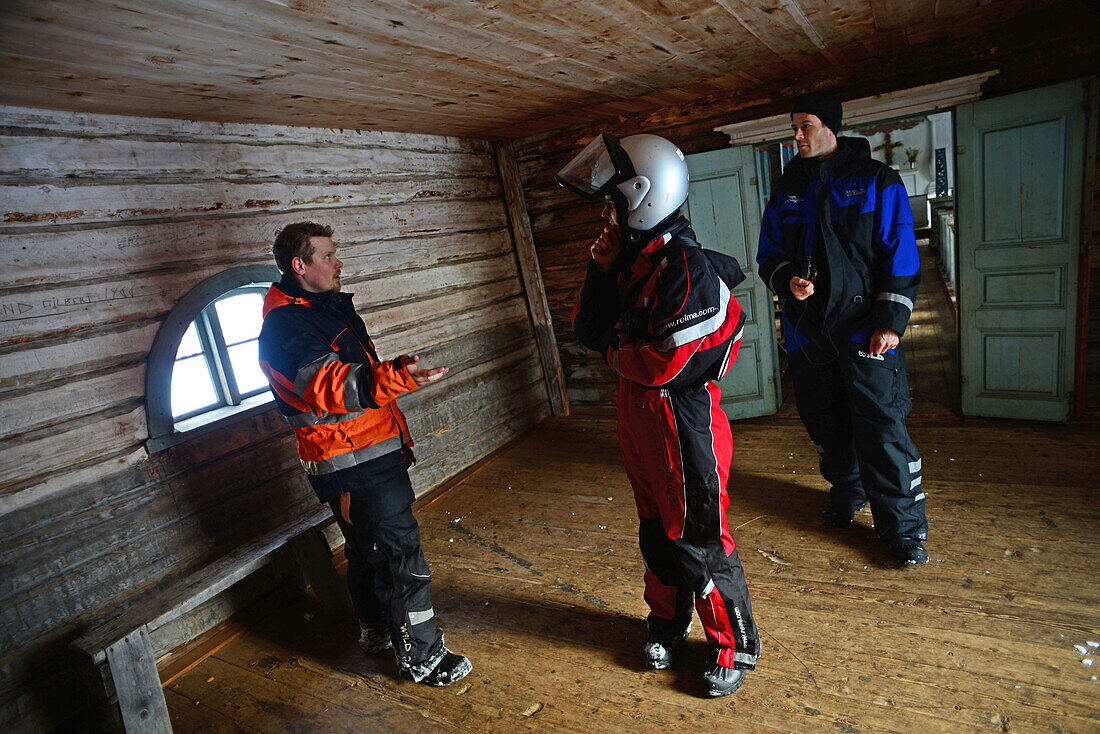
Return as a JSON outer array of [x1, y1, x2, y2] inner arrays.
[[146, 266, 280, 453]]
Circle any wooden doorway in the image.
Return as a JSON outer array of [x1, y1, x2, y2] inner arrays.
[[955, 78, 1094, 421], [684, 146, 782, 420]]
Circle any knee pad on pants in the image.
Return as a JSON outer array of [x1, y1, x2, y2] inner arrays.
[[639, 518, 682, 586]]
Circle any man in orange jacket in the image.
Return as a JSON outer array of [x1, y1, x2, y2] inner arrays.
[[258, 221, 471, 686]]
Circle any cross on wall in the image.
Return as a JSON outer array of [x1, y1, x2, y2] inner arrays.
[[873, 132, 904, 166]]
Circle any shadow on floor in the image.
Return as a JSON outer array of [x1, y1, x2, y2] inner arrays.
[[732, 470, 886, 565]]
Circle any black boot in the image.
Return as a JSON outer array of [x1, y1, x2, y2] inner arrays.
[[702, 663, 747, 697], [889, 537, 929, 566], [822, 499, 868, 528], [401, 647, 473, 686], [644, 617, 692, 670]]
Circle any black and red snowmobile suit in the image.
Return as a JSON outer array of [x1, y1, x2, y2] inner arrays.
[[571, 215, 760, 670]]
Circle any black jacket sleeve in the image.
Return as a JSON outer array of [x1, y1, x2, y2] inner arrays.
[[570, 260, 621, 355]]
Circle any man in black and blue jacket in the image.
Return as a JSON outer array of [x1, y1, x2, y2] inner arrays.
[[756, 93, 930, 566]]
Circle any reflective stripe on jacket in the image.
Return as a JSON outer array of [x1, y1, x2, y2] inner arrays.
[[258, 279, 419, 475]]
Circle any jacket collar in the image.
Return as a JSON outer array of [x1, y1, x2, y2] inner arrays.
[[625, 215, 694, 282], [263, 276, 350, 317], [820, 135, 870, 177], [786, 135, 872, 181]]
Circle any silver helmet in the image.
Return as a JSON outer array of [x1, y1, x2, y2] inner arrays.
[[556, 132, 689, 243]]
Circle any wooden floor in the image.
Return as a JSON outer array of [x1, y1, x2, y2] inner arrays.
[[166, 257, 1100, 733]]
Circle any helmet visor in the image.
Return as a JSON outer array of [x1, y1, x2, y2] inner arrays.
[[555, 134, 618, 199]]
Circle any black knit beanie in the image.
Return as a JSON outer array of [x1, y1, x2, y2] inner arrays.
[[791, 92, 842, 134]]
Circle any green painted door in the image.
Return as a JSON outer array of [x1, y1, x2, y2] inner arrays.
[[684, 146, 781, 419], [955, 79, 1091, 421]]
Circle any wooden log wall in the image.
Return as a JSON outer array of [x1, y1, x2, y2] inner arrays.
[[0, 106, 550, 731]]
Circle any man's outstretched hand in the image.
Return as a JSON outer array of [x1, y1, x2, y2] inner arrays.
[[406, 354, 448, 385]]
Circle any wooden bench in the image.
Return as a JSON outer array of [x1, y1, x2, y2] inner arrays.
[[72, 505, 351, 733]]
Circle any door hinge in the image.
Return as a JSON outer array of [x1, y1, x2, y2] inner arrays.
[[749, 177, 757, 187], [956, 145, 966, 156]]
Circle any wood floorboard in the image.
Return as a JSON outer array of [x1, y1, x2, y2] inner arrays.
[[439, 563, 1093, 722], [163, 687, 253, 733], [222, 584, 960, 734], [172, 653, 462, 732], [423, 507, 1099, 631], [424, 517, 1097, 698], [165, 410, 1100, 732], [165, 241, 1099, 732], [225, 626, 776, 732], [419, 432, 1098, 621]]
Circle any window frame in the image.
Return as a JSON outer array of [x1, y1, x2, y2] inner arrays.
[[146, 265, 281, 453]]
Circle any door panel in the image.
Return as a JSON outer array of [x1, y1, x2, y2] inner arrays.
[[684, 146, 780, 419], [956, 79, 1089, 420]]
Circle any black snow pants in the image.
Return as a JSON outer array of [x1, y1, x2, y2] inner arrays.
[[328, 461, 446, 681], [789, 340, 928, 543]]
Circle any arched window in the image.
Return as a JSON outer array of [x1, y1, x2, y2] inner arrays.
[[146, 265, 280, 452]]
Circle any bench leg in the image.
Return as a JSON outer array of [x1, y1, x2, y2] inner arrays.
[[103, 626, 173, 733], [289, 527, 354, 619]]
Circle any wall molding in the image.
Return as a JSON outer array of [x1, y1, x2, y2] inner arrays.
[[714, 71, 999, 147]]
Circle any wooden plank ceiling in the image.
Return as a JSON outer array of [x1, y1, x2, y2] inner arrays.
[[0, 0, 1067, 139]]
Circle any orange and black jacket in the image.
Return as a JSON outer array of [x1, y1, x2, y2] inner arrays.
[[258, 278, 419, 481]]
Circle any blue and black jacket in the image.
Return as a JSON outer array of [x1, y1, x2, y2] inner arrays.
[[756, 136, 920, 353]]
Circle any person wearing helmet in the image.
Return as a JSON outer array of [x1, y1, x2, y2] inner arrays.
[[755, 92, 929, 566], [558, 133, 760, 697]]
